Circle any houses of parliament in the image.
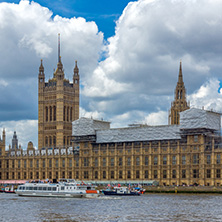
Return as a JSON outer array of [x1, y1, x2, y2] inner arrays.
[[0, 44, 222, 186]]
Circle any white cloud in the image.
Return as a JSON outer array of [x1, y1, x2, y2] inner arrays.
[[144, 111, 168, 126], [1, 0, 222, 148], [188, 78, 222, 112], [0, 120, 38, 149]]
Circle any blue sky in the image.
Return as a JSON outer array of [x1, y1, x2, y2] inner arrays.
[[0, 0, 222, 148], [0, 0, 133, 39]]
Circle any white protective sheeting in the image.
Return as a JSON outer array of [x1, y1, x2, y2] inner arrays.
[[72, 108, 221, 143], [180, 108, 221, 131], [72, 117, 110, 136], [96, 125, 181, 143]]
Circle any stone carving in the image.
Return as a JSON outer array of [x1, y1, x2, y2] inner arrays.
[[54, 149, 59, 155], [61, 149, 66, 155], [68, 147, 73, 155]]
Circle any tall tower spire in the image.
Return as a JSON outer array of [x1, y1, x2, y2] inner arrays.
[[169, 61, 190, 125], [178, 60, 183, 83]]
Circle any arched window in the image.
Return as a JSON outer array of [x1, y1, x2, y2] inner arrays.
[[67, 137, 69, 146], [70, 107, 72, 121], [53, 136, 56, 148], [180, 90, 183, 99], [177, 91, 180, 99], [63, 106, 66, 121], [49, 136, 52, 146], [67, 107, 69, 121], [53, 106, 56, 121], [63, 136, 66, 146], [45, 137, 48, 147], [45, 107, 48, 122], [50, 106, 52, 121]]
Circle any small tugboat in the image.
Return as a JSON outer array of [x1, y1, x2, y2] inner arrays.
[[16, 179, 100, 198], [103, 186, 141, 196]]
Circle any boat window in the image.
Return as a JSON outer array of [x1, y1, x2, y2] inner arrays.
[[22, 187, 25, 190], [43, 187, 47, 191], [34, 187, 37, 190], [61, 186, 65, 190], [52, 187, 56, 191], [29, 187, 33, 190], [48, 187, 52, 191], [38, 187, 42, 190]]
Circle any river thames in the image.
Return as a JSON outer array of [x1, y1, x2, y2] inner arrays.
[[1, 193, 222, 222]]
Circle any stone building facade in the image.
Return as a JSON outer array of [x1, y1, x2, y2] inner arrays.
[[0, 61, 222, 186], [38, 56, 79, 150]]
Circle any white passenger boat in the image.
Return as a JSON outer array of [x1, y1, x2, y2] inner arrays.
[[15, 179, 100, 198]]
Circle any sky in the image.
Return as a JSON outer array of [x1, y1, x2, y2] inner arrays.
[[0, 0, 222, 148]]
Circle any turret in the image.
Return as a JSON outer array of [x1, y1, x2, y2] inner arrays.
[[73, 60, 79, 85], [38, 59, 45, 85]]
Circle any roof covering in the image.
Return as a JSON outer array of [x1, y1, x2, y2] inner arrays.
[[72, 117, 110, 136], [96, 125, 180, 143], [180, 108, 221, 131], [72, 108, 221, 143]]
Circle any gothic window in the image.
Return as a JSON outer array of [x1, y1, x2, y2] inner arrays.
[[145, 170, 148, 179], [172, 170, 176, 178], [177, 91, 180, 99], [180, 90, 183, 99], [163, 170, 167, 178], [136, 157, 140, 166], [95, 171, 98, 179], [45, 137, 48, 147], [127, 170, 131, 179], [182, 169, 186, 178], [163, 156, 167, 165], [154, 156, 158, 165], [53, 106, 56, 121], [119, 170, 123, 179], [67, 137, 69, 146], [45, 107, 48, 122], [50, 106, 52, 121], [103, 171, 106, 179], [70, 107, 72, 121], [67, 107, 69, 121], [172, 156, 176, 165], [63, 136, 66, 146], [111, 171, 114, 179], [63, 106, 66, 121], [127, 157, 131, 166], [53, 136, 56, 147], [217, 154, 221, 164], [49, 136, 52, 146]]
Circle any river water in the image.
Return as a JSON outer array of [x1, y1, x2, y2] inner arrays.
[[1, 193, 222, 222]]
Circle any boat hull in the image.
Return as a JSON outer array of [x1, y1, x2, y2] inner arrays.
[[103, 191, 140, 196], [15, 191, 86, 198]]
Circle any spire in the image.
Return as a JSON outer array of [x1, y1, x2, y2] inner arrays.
[[39, 59, 44, 75], [178, 60, 183, 83], [74, 60, 79, 75]]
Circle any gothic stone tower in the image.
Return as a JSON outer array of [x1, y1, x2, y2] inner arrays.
[[38, 39, 79, 150], [169, 61, 189, 125]]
